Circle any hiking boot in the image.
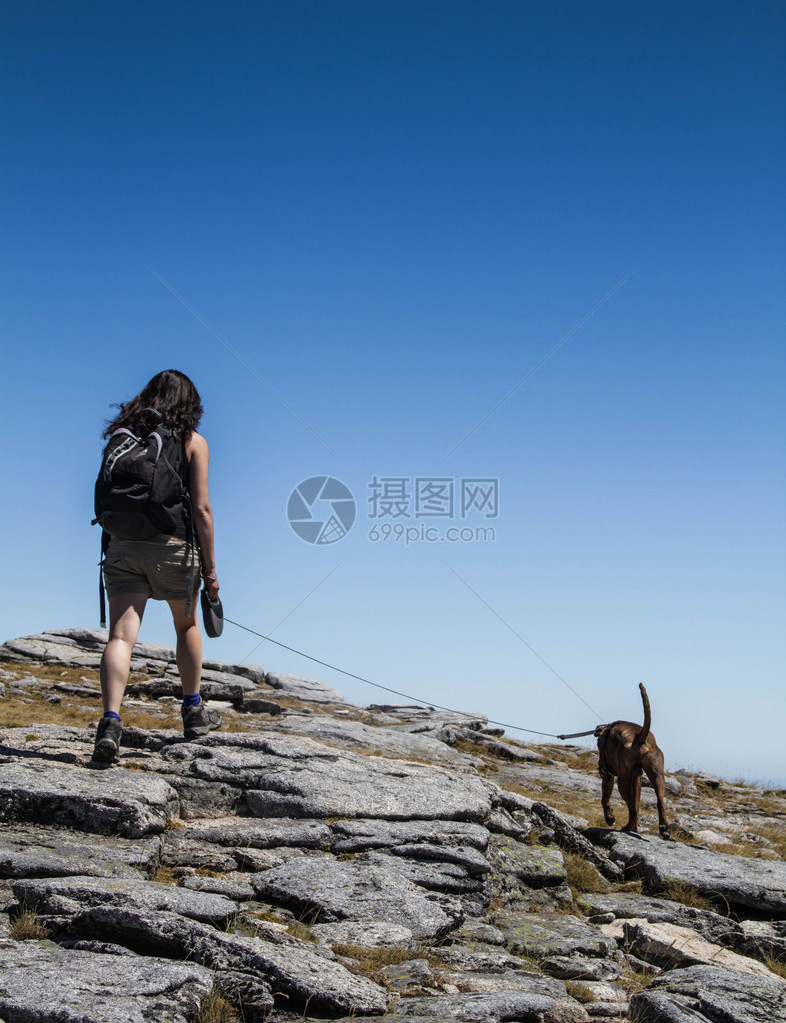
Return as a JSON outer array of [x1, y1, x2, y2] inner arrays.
[[92, 716, 122, 762], [181, 699, 222, 740]]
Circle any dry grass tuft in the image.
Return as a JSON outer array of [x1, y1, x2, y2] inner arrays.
[[10, 906, 50, 941], [0, 659, 99, 683], [286, 920, 316, 942], [195, 988, 242, 1023], [564, 979, 595, 1003], [563, 851, 608, 896], [722, 824, 786, 861], [0, 696, 97, 729], [661, 880, 713, 910], [609, 879, 643, 894], [618, 959, 656, 994], [121, 708, 178, 730], [154, 865, 181, 885], [332, 941, 446, 980], [764, 954, 786, 980]]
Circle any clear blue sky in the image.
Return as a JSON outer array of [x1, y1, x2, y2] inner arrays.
[[2, 1, 784, 785]]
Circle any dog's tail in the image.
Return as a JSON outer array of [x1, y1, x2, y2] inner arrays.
[[635, 683, 652, 744]]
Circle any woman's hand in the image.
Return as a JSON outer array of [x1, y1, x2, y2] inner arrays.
[[204, 574, 220, 601]]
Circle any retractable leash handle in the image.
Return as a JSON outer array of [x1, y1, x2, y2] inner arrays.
[[201, 590, 224, 638]]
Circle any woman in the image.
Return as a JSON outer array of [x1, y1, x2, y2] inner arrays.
[[92, 369, 221, 762]]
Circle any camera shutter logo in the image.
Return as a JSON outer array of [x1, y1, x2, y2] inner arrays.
[[287, 476, 356, 545]]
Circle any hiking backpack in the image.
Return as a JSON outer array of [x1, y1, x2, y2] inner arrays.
[[93, 409, 196, 625]]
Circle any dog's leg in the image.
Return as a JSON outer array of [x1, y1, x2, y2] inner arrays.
[[644, 760, 672, 839], [619, 771, 641, 833], [600, 770, 616, 826]]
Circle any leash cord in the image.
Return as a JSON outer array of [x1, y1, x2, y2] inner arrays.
[[224, 616, 580, 739]]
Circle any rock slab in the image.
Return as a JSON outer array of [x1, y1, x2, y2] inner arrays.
[[603, 831, 786, 914], [630, 963, 786, 1023], [0, 938, 213, 1023], [255, 855, 463, 939], [0, 759, 178, 837]]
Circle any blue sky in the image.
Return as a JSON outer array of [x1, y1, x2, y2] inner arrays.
[[2, 1, 784, 785]]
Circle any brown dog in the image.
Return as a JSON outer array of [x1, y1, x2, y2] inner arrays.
[[594, 684, 671, 839]]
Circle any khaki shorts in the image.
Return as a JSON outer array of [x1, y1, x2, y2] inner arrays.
[[102, 538, 201, 602]]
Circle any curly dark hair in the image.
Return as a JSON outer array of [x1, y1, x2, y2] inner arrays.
[[103, 369, 204, 439]]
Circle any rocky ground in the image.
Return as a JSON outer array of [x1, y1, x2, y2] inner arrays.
[[0, 627, 785, 1023]]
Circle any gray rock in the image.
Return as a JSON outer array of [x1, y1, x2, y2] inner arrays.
[[239, 847, 307, 872], [204, 660, 265, 684], [741, 918, 786, 960], [576, 980, 627, 1004], [541, 955, 621, 981], [485, 807, 531, 838], [0, 824, 159, 879], [199, 667, 258, 690], [600, 831, 786, 914], [496, 762, 603, 797], [179, 875, 256, 900], [45, 627, 111, 648], [311, 919, 415, 947], [629, 989, 711, 1021], [185, 815, 332, 849], [2, 634, 103, 668], [331, 817, 489, 853], [437, 947, 537, 972], [577, 891, 744, 948], [488, 783, 537, 814], [631, 963, 786, 1023], [168, 777, 244, 818], [0, 759, 178, 837], [158, 733, 492, 822], [388, 842, 491, 875], [273, 713, 474, 764], [161, 832, 239, 872], [490, 835, 567, 886], [454, 920, 507, 945], [51, 680, 100, 698], [266, 671, 345, 703], [0, 644, 28, 663], [242, 693, 284, 714], [361, 850, 484, 896], [494, 910, 617, 959], [55, 905, 387, 1014], [62, 939, 139, 955], [370, 991, 554, 1022], [0, 938, 213, 1023], [254, 854, 463, 939], [691, 771, 722, 789], [442, 970, 571, 1001], [368, 704, 487, 729], [126, 674, 253, 703], [379, 957, 433, 990], [0, 723, 96, 755], [584, 1000, 629, 1017], [623, 920, 777, 976], [12, 875, 237, 925], [531, 801, 622, 881], [452, 728, 545, 762], [250, 748, 493, 822], [0, 683, 5, 698]]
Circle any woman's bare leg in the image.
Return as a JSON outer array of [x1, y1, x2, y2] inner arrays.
[[168, 598, 202, 697], [100, 593, 148, 714]]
